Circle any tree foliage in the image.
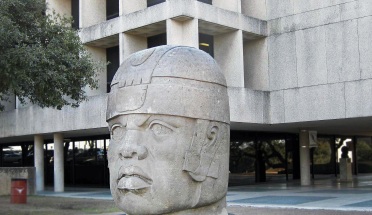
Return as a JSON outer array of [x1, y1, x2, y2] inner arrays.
[[0, 0, 99, 110]]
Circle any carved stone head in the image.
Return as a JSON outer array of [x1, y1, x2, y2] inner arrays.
[[106, 45, 230, 215]]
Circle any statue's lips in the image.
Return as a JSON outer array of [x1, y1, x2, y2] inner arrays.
[[117, 166, 152, 190]]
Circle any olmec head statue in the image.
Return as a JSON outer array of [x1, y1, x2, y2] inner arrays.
[[106, 45, 230, 215]]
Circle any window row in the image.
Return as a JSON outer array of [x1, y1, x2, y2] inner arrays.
[[71, 0, 211, 29]]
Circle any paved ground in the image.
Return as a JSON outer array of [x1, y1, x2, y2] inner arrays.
[[37, 174, 372, 213], [1, 174, 362, 214]]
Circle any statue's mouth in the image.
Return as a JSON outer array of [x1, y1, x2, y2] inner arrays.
[[117, 166, 152, 191]]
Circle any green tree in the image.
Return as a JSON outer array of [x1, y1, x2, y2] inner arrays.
[[0, 0, 99, 110]]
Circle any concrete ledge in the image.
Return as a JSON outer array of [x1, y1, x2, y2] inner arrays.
[[0, 167, 36, 195], [79, 0, 267, 44]]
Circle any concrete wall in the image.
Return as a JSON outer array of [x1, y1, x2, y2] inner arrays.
[[214, 0, 241, 13], [266, 0, 372, 123], [0, 95, 107, 138], [121, 0, 147, 15], [46, 0, 71, 17], [0, 167, 36, 195], [80, 0, 106, 28], [241, 0, 267, 20]]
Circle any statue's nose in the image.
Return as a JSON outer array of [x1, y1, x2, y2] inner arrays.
[[118, 130, 148, 160]]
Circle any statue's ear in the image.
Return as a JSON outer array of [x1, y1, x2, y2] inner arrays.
[[183, 120, 221, 182]]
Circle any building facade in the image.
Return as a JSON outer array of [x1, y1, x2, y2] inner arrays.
[[1, 0, 372, 191]]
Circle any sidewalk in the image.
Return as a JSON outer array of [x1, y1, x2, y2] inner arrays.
[[37, 175, 372, 212]]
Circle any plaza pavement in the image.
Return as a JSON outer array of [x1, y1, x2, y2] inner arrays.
[[37, 174, 372, 213]]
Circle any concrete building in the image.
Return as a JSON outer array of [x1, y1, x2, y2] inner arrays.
[[1, 0, 372, 192]]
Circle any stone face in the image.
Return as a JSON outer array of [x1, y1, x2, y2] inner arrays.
[[106, 45, 230, 215]]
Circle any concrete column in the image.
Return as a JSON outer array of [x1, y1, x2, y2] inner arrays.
[[34, 135, 44, 192], [213, 0, 241, 13], [121, 0, 146, 15], [299, 130, 311, 186], [120, 33, 147, 64], [80, 0, 106, 28], [241, 0, 267, 20], [166, 18, 198, 48], [214, 30, 245, 87], [54, 133, 64, 192]]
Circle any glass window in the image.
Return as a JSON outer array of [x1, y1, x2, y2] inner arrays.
[[199, 33, 214, 57], [357, 137, 372, 173], [3, 146, 22, 167], [106, 0, 119, 20], [71, 0, 79, 29], [198, 0, 212, 4], [147, 0, 165, 7], [147, 33, 166, 48], [107, 46, 120, 92]]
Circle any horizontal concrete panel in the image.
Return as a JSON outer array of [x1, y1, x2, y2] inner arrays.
[[345, 79, 372, 118], [80, 0, 267, 45], [228, 87, 269, 124], [269, 4, 341, 35], [293, 0, 354, 14], [0, 95, 108, 138], [283, 83, 346, 122]]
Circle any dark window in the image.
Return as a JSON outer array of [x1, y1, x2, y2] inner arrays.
[[198, 0, 212, 4], [106, 46, 120, 92], [106, 0, 119, 20], [199, 33, 214, 57], [71, 0, 79, 29], [147, 0, 165, 7], [148, 33, 167, 48]]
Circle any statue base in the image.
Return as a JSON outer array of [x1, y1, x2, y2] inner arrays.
[[339, 158, 352, 182]]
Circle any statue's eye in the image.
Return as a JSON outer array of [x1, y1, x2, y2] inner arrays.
[[111, 124, 126, 140], [149, 120, 175, 136]]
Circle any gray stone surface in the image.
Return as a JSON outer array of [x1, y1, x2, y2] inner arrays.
[[244, 38, 269, 91], [106, 46, 230, 215], [296, 26, 327, 87], [269, 90, 285, 124], [283, 83, 345, 122], [326, 20, 360, 83], [293, 0, 354, 14], [266, 0, 294, 20], [228, 88, 268, 124], [268, 32, 298, 90], [345, 79, 372, 118], [358, 16, 372, 79]]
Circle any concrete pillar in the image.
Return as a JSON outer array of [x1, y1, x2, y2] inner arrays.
[[214, 30, 245, 87], [166, 18, 198, 48], [241, 0, 267, 20], [80, 0, 106, 28], [34, 135, 44, 192], [54, 133, 64, 192], [120, 33, 147, 64], [213, 0, 241, 13], [121, 0, 147, 15], [299, 130, 311, 186]]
